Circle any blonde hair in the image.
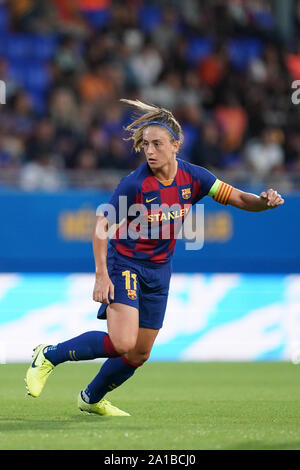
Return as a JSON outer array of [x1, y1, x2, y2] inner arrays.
[[120, 99, 184, 152]]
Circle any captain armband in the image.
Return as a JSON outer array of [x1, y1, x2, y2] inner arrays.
[[208, 179, 233, 205]]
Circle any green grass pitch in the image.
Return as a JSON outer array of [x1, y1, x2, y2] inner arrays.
[[1, 361, 300, 450]]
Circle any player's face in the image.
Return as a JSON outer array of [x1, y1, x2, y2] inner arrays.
[[142, 126, 179, 171]]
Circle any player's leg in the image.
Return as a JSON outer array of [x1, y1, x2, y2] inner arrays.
[[106, 301, 139, 354], [24, 331, 118, 398], [24, 328, 122, 398], [78, 301, 140, 416], [78, 259, 169, 416], [42, 300, 138, 366], [85, 261, 172, 413], [124, 327, 159, 365], [79, 301, 140, 402], [94, 260, 171, 407], [25, 257, 140, 398], [25, 302, 138, 399], [78, 326, 159, 416], [40, 263, 140, 366]]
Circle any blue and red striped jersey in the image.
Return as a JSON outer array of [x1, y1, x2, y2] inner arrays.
[[102, 158, 217, 264]]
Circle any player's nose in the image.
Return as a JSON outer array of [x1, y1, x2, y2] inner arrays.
[[146, 143, 155, 155]]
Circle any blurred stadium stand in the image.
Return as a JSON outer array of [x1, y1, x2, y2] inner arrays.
[[0, 0, 299, 192]]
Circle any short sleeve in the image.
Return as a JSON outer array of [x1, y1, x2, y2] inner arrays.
[[197, 167, 218, 197], [185, 162, 217, 202]]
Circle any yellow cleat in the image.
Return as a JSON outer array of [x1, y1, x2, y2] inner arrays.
[[25, 344, 55, 397], [77, 393, 130, 416]]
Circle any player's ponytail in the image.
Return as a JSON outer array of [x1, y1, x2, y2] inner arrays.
[[120, 99, 183, 152]]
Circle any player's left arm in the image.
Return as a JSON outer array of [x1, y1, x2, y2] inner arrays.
[[208, 179, 284, 211], [228, 187, 284, 211]]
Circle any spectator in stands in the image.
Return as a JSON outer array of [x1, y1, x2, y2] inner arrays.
[[0, 0, 299, 191], [78, 62, 117, 103], [25, 117, 56, 162], [49, 87, 80, 133], [243, 127, 285, 177], [191, 119, 223, 170], [102, 134, 135, 170], [179, 69, 204, 108], [10, 91, 35, 140], [19, 152, 66, 191], [141, 70, 182, 110], [75, 146, 99, 170], [214, 92, 248, 154], [0, 130, 23, 168], [197, 43, 229, 89], [283, 130, 300, 172], [177, 103, 202, 162], [54, 35, 86, 75], [128, 40, 164, 87], [55, 129, 81, 169], [150, 6, 180, 54]]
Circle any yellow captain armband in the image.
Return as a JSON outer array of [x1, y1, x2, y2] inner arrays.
[[208, 179, 234, 205]]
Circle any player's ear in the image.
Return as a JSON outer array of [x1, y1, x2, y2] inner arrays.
[[173, 140, 180, 154]]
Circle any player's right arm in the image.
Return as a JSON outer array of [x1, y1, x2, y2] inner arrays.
[[92, 214, 114, 304], [92, 173, 137, 303]]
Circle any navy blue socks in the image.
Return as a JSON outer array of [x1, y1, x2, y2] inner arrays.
[[43, 330, 143, 404], [82, 356, 141, 404], [44, 331, 119, 366]]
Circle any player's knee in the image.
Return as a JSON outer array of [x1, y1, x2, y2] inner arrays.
[[128, 350, 150, 365], [139, 351, 150, 364], [113, 337, 137, 356]]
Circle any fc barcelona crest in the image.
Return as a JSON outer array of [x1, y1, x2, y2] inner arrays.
[[127, 289, 137, 300], [181, 188, 191, 200]]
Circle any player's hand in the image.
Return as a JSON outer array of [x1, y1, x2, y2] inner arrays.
[[93, 273, 114, 304], [259, 189, 284, 209]]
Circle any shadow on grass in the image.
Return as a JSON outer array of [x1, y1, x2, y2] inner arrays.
[[0, 414, 148, 433]]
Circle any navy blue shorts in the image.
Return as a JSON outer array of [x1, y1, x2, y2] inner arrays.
[[97, 247, 172, 329]]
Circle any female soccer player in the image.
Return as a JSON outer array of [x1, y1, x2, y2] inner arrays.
[[25, 100, 284, 416]]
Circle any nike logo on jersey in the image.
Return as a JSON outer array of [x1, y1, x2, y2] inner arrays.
[[146, 197, 158, 203]]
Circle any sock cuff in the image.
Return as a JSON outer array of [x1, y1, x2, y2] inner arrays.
[[121, 355, 143, 368], [103, 333, 120, 357]]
